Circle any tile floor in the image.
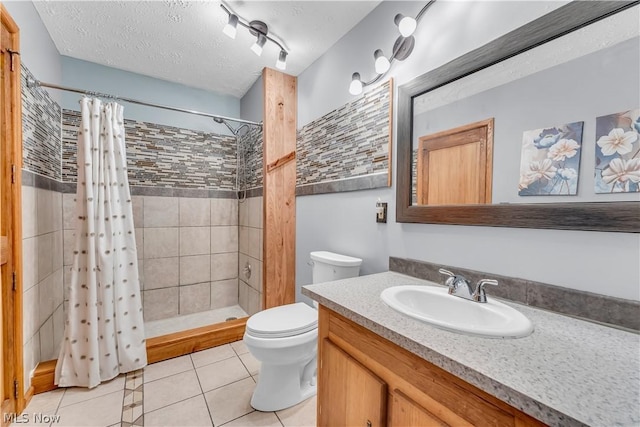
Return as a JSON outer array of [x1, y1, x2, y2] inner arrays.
[[20, 341, 316, 427]]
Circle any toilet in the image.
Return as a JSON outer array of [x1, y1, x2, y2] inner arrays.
[[243, 251, 363, 412]]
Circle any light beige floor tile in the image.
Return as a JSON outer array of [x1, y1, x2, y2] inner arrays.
[[191, 344, 236, 368], [23, 388, 65, 414], [144, 394, 213, 427], [144, 370, 202, 414], [222, 411, 282, 427], [196, 356, 250, 392], [143, 355, 193, 383], [276, 395, 317, 427], [230, 340, 249, 355], [56, 389, 124, 427], [204, 377, 256, 426], [239, 352, 261, 376], [59, 375, 125, 407]]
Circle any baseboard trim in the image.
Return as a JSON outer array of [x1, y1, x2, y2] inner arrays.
[[30, 317, 248, 395]]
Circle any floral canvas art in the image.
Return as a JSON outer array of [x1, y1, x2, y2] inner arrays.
[[518, 121, 584, 196], [594, 109, 640, 193]]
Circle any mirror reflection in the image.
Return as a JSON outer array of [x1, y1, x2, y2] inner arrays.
[[411, 9, 639, 206]]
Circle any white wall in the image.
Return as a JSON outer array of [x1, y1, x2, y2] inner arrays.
[[296, 1, 640, 303], [4, 0, 62, 101], [61, 56, 241, 134]]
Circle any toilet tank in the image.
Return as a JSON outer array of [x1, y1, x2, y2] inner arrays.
[[310, 251, 362, 284]]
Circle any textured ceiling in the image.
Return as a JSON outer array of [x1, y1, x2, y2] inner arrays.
[[33, 1, 381, 98]]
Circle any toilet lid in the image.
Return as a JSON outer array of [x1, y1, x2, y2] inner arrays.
[[246, 302, 318, 339]]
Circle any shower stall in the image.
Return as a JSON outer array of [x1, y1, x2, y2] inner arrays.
[[24, 76, 266, 386]]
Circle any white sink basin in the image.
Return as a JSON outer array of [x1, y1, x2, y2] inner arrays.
[[381, 285, 534, 338]]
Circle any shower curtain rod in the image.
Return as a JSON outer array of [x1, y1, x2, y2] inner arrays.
[[26, 78, 262, 127]]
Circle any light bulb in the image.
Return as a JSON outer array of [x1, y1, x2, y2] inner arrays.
[[394, 13, 417, 37], [251, 33, 267, 56], [374, 49, 390, 74], [276, 50, 287, 70], [349, 72, 363, 95], [223, 14, 238, 39]]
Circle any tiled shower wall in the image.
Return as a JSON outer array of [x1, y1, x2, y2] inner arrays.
[[62, 194, 240, 322], [60, 109, 250, 322], [238, 196, 263, 315], [21, 64, 65, 390]]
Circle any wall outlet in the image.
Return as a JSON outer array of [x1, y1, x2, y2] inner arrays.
[[376, 201, 387, 223]]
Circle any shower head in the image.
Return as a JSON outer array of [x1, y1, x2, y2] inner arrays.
[[213, 117, 225, 124]]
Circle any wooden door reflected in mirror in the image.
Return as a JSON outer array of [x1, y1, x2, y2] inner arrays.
[[416, 118, 493, 205]]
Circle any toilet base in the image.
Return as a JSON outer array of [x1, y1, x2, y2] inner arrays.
[[250, 358, 317, 412]]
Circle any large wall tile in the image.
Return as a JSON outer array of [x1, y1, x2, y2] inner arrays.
[[238, 200, 248, 227], [36, 189, 54, 235], [63, 230, 75, 266], [180, 227, 210, 256], [247, 197, 262, 229], [144, 228, 179, 259], [144, 257, 179, 290], [180, 198, 211, 227], [247, 227, 261, 261], [39, 316, 54, 361], [239, 254, 262, 293], [144, 196, 179, 228], [62, 193, 76, 230], [143, 288, 179, 322], [211, 226, 238, 254], [52, 230, 63, 270], [180, 255, 211, 286], [179, 282, 211, 315], [211, 279, 239, 310], [53, 305, 65, 359], [211, 253, 238, 282], [38, 273, 56, 327], [22, 237, 38, 291], [23, 284, 39, 344], [135, 231, 144, 260], [238, 226, 249, 255], [132, 196, 144, 229], [37, 233, 54, 282], [211, 198, 238, 226], [52, 192, 63, 232], [22, 185, 37, 239]]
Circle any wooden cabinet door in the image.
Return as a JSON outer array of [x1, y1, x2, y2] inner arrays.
[[388, 390, 451, 427], [319, 339, 387, 427]]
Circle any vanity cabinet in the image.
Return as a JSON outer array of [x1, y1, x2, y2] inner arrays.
[[317, 306, 545, 427]]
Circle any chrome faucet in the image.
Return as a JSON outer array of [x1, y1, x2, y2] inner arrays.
[[438, 268, 498, 303]]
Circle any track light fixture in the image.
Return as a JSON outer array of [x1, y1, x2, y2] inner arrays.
[[223, 14, 238, 39], [220, 2, 290, 70], [349, 0, 436, 95]]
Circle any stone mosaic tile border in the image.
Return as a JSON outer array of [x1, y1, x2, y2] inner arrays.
[[122, 369, 144, 426], [62, 110, 239, 190], [21, 65, 62, 181], [389, 257, 640, 331], [296, 80, 392, 190], [22, 170, 238, 198], [296, 172, 389, 196]]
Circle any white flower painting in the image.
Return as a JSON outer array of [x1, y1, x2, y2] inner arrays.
[[595, 109, 640, 193], [519, 122, 584, 196]]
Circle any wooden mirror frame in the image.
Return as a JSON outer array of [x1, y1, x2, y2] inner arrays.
[[396, 0, 640, 233]]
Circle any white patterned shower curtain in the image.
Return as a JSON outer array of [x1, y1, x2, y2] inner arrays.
[[55, 98, 147, 388]]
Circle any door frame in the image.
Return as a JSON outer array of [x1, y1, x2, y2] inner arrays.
[[0, 3, 24, 423]]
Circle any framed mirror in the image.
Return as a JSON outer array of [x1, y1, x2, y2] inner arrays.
[[396, 1, 640, 232]]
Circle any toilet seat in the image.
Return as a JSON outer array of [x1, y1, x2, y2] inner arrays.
[[246, 302, 318, 339]]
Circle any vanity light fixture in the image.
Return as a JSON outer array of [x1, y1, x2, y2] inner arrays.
[[220, 2, 290, 70], [349, 0, 436, 95]]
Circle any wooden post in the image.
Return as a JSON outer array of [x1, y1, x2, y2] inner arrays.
[[262, 68, 297, 309]]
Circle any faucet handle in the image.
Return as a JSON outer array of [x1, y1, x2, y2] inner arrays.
[[438, 268, 455, 278], [473, 279, 498, 303]]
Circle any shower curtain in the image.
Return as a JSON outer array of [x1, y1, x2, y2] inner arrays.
[[55, 98, 147, 388]]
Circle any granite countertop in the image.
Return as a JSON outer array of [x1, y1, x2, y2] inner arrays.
[[302, 272, 640, 427]]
